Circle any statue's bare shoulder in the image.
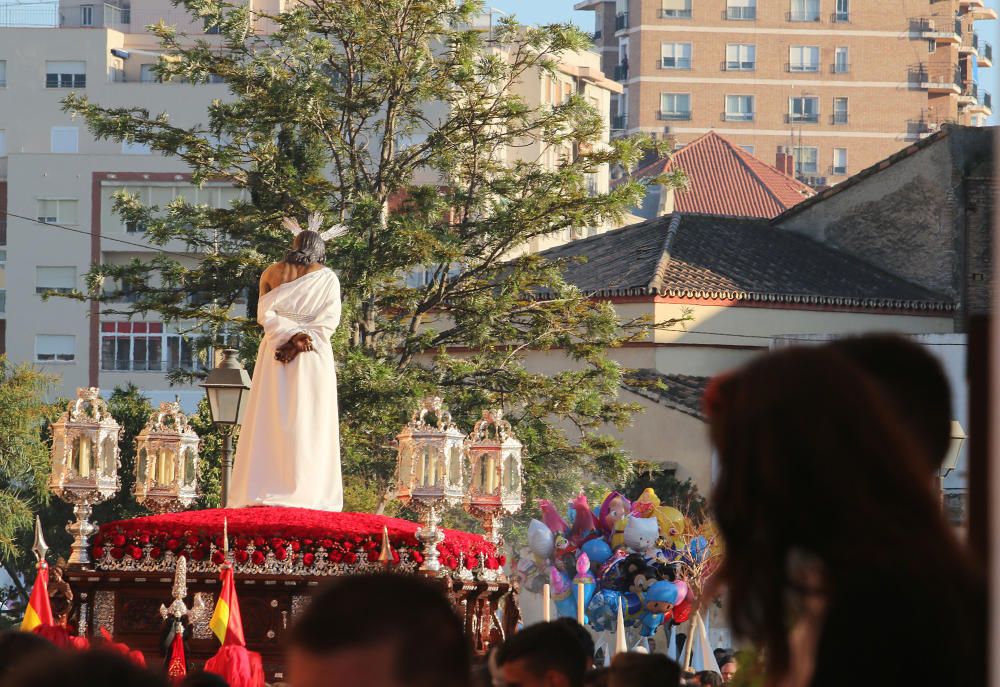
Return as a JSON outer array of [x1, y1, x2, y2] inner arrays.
[[260, 261, 325, 296]]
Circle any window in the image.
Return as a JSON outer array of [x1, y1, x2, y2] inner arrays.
[[0, 290, 5, 314], [660, 93, 691, 120], [0, 61, 6, 87], [789, 46, 820, 72], [793, 146, 819, 174], [832, 97, 848, 124], [725, 95, 755, 121], [834, 47, 849, 73], [35, 335, 75, 363], [100, 321, 196, 372], [122, 140, 151, 155], [661, 0, 692, 18], [740, 144, 755, 155], [726, 44, 756, 70], [50, 127, 79, 154], [661, 43, 692, 69], [0, 130, 6, 157], [789, 96, 820, 122], [928, 39, 937, 54], [80, 4, 93, 26], [37, 199, 78, 224], [789, 0, 819, 21], [832, 148, 848, 175], [45, 61, 86, 88], [726, 0, 756, 20], [140, 64, 160, 83], [36, 266, 77, 294], [834, 0, 849, 22]]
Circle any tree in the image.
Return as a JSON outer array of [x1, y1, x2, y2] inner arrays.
[[62, 0, 687, 518], [0, 358, 57, 602], [94, 384, 155, 523]]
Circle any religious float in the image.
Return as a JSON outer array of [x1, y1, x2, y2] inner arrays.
[[44, 388, 523, 681]]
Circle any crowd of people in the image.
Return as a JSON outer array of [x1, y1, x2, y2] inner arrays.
[[0, 334, 987, 686]]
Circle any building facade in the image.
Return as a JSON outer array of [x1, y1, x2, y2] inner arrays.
[[576, 0, 995, 187]]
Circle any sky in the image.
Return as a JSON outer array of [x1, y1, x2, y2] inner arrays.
[[487, 0, 1000, 125]]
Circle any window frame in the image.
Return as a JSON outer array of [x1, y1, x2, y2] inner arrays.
[[37, 198, 79, 225], [832, 147, 848, 175], [789, 96, 820, 123], [726, 43, 756, 71], [726, 0, 756, 20], [833, 47, 849, 73], [832, 96, 849, 124], [659, 92, 692, 120], [35, 334, 76, 364], [0, 60, 6, 88], [793, 146, 819, 175], [35, 266, 78, 295], [789, 0, 820, 21], [789, 45, 820, 72], [45, 61, 86, 89], [725, 94, 755, 121], [661, 42, 693, 69], [100, 321, 197, 372], [661, 0, 693, 19]]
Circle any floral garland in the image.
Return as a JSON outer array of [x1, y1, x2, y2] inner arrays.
[[91, 528, 505, 576]]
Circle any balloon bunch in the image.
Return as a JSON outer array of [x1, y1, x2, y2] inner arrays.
[[516, 488, 707, 648]]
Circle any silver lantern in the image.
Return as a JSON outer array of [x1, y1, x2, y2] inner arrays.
[[463, 409, 524, 545], [394, 397, 466, 573], [49, 388, 122, 565], [134, 401, 200, 513]]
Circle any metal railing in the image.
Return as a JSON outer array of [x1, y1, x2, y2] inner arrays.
[[787, 10, 821, 21], [662, 57, 691, 69], [613, 64, 629, 80], [660, 8, 692, 18], [723, 59, 756, 71], [787, 62, 820, 72], [983, 42, 993, 62], [615, 12, 628, 30], [831, 62, 850, 73], [832, 10, 850, 22], [831, 112, 849, 124], [725, 6, 756, 20], [59, 3, 129, 28], [787, 112, 820, 123], [658, 110, 692, 121], [980, 90, 992, 109], [723, 111, 754, 122]]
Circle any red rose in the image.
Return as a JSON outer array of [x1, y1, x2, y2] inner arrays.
[[128, 546, 142, 560], [320, 539, 334, 550], [186, 535, 200, 547], [212, 550, 226, 565], [498, 555, 507, 567], [110, 547, 124, 560], [112, 534, 126, 547], [343, 552, 357, 565], [191, 547, 206, 561], [275, 547, 288, 561], [363, 540, 377, 551], [251, 550, 265, 566], [171, 529, 183, 539], [411, 550, 424, 563], [93, 546, 105, 559], [328, 550, 343, 563], [302, 538, 314, 547], [464, 556, 475, 570], [253, 536, 265, 548], [290, 541, 301, 553], [392, 550, 400, 564], [166, 538, 180, 552], [93, 534, 104, 547], [138, 534, 151, 546], [270, 537, 285, 549], [150, 547, 162, 560], [235, 550, 249, 564], [302, 553, 315, 566], [486, 556, 499, 570], [367, 550, 379, 563]]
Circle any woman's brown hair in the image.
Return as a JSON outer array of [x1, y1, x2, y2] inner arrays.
[[708, 346, 984, 683]]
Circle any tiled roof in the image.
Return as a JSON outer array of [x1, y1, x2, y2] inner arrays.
[[622, 370, 710, 421], [537, 213, 954, 312], [630, 131, 814, 218]]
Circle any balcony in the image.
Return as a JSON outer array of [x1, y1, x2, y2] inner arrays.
[[913, 64, 963, 93], [658, 110, 692, 121], [831, 62, 851, 74], [960, 31, 980, 55], [787, 112, 820, 124], [978, 41, 992, 67], [725, 6, 756, 20], [969, 90, 992, 114], [59, 2, 130, 28], [787, 10, 821, 21], [614, 11, 628, 30], [959, 83, 978, 106], [914, 18, 961, 44], [959, 0, 985, 9], [831, 112, 849, 125], [613, 63, 629, 81], [969, 5, 998, 20]]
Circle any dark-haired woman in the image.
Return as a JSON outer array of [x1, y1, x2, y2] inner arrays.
[[229, 223, 343, 511], [706, 346, 985, 687]]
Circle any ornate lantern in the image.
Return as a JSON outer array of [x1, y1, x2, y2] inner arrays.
[[49, 388, 122, 565], [134, 401, 200, 513], [463, 409, 524, 544], [394, 397, 466, 573]]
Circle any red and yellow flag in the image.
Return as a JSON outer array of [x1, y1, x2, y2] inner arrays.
[[20, 565, 54, 632], [209, 566, 246, 647]]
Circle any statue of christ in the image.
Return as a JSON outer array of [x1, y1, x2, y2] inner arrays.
[[228, 215, 346, 511]]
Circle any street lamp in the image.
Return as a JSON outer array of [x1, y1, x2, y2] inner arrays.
[[200, 349, 251, 507]]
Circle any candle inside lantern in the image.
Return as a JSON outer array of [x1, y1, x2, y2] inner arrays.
[[485, 454, 497, 494], [577, 582, 585, 624], [75, 435, 91, 477], [542, 583, 551, 622], [157, 449, 174, 485]]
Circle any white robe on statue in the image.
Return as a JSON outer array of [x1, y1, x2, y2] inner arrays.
[[229, 267, 343, 511]]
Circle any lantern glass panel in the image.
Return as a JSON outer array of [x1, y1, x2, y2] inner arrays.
[[72, 435, 92, 477], [52, 434, 66, 467], [137, 447, 148, 483], [207, 386, 243, 425], [506, 450, 521, 491], [100, 436, 116, 477], [156, 449, 175, 486], [183, 448, 197, 486], [422, 445, 436, 487], [448, 443, 462, 484]]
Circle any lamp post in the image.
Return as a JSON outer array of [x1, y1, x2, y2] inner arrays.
[[940, 420, 967, 515], [200, 349, 251, 508], [49, 388, 122, 565]]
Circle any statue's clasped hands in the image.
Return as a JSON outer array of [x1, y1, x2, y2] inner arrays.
[[275, 332, 314, 364]]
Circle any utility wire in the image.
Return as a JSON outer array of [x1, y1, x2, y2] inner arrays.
[[3, 210, 197, 257]]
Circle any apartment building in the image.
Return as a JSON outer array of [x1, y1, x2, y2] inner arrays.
[[576, 0, 995, 187]]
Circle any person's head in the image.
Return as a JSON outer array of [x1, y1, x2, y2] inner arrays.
[[706, 346, 979, 676], [286, 230, 326, 265], [179, 670, 230, 687], [552, 618, 595, 671], [2, 648, 167, 687], [607, 653, 679, 687], [696, 670, 723, 687], [718, 658, 737, 684], [496, 622, 588, 687], [829, 334, 952, 474], [0, 630, 59, 679], [287, 573, 470, 687]]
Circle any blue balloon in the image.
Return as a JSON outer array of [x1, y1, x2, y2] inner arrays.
[[581, 538, 613, 565], [690, 536, 709, 563]]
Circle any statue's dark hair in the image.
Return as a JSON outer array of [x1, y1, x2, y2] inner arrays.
[[285, 230, 326, 265]]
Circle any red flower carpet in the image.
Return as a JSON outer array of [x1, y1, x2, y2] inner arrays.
[[94, 507, 502, 572]]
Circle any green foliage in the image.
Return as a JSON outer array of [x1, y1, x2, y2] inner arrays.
[[92, 385, 155, 523], [622, 461, 708, 521], [189, 398, 224, 509], [61, 0, 689, 516]]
